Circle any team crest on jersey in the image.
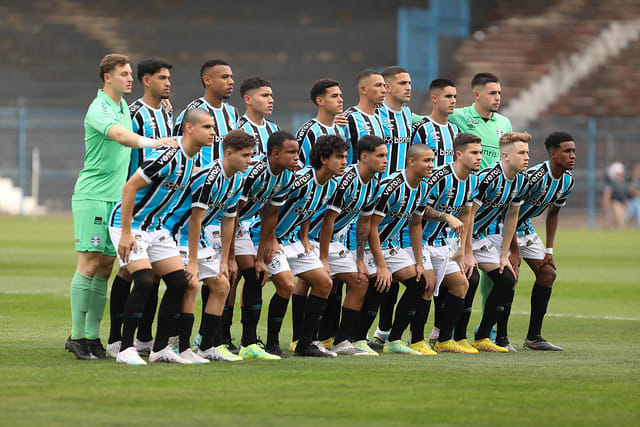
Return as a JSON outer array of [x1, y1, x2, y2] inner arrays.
[[145, 118, 157, 130], [496, 128, 504, 137], [228, 119, 235, 129], [90, 234, 100, 247], [446, 188, 456, 199]]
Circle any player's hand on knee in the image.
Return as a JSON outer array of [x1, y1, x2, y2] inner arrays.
[[499, 254, 517, 279], [543, 253, 556, 270], [118, 231, 137, 263], [255, 259, 269, 287], [375, 266, 392, 293], [356, 260, 368, 284], [228, 258, 238, 285], [185, 260, 199, 282], [464, 253, 477, 279]]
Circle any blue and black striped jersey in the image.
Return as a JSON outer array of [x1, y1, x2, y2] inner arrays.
[[109, 140, 195, 232], [411, 116, 459, 167], [167, 159, 244, 248], [377, 102, 412, 176], [401, 164, 477, 248], [308, 164, 379, 244], [472, 162, 529, 238], [173, 97, 239, 165], [344, 106, 389, 165], [516, 161, 575, 235], [295, 118, 346, 167], [237, 154, 295, 222], [369, 170, 430, 249], [127, 99, 173, 179], [236, 114, 279, 157]]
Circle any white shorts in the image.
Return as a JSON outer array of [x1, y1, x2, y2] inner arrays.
[[310, 240, 357, 277], [405, 245, 434, 271], [428, 245, 461, 277], [109, 227, 179, 267], [234, 221, 257, 257], [178, 245, 221, 280], [264, 241, 326, 277], [203, 224, 223, 252], [356, 246, 415, 276], [487, 233, 546, 261], [472, 236, 501, 265]]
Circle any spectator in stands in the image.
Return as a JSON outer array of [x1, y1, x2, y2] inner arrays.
[[602, 161, 628, 229], [626, 163, 640, 228]]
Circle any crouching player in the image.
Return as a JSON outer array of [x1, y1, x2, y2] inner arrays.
[[108, 108, 211, 365]]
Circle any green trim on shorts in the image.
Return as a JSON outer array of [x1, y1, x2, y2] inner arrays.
[[72, 199, 117, 256]]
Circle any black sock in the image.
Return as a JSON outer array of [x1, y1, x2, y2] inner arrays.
[[178, 313, 194, 353], [153, 270, 188, 352], [388, 277, 424, 342], [108, 275, 131, 344], [378, 282, 399, 331], [334, 307, 359, 344], [454, 268, 479, 341], [476, 268, 515, 340], [291, 294, 307, 342], [221, 303, 234, 343], [298, 295, 328, 348], [121, 269, 154, 350], [410, 299, 431, 344], [198, 286, 210, 336], [433, 286, 448, 330], [240, 268, 262, 347], [267, 293, 289, 347], [200, 313, 221, 351], [528, 283, 552, 340], [318, 287, 342, 341], [353, 278, 384, 341], [497, 296, 514, 340], [438, 292, 465, 342], [137, 281, 159, 342]]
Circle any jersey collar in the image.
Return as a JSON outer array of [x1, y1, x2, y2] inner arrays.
[[470, 103, 496, 122], [97, 89, 124, 112], [176, 137, 192, 159]]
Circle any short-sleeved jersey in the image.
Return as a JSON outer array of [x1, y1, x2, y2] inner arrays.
[[449, 104, 512, 169], [109, 140, 195, 232], [73, 89, 132, 202], [168, 159, 244, 248], [515, 161, 575, 235], [401, 164, 477, 248], [128, 99, 173, 179], [411, 116, 459, 167], [236, 114, 279, 157], [173, 97, 239, 165], [344, 106, 389, 165], [251, 167, 337, 245], [295, 118, 346, 167], [370, 170, 430, 249], [308, 164, 379, 243], [472, 162, 528, 238], [237, 154, 295, 222], [377, 102, 412, 176]]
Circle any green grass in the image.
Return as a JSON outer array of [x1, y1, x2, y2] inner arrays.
[[1, 216, 639, 426]]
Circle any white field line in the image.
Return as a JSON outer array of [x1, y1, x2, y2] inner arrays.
[[511, 311, 639, 322]]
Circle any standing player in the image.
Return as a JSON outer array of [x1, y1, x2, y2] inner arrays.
[[236, 77, 279, 156], [66, 54, 174, 360], [296, 79, 347, 167], [307, 135, 389, 355], [251, 135, 349, 357], [343, 70, 389, 164], [173, 59, 239, 164], [353, 144, 463, 355], [107, 58, 174, 357], [457, 132, 530, 353], [232, 131, 299, 359], [491, 132, 576, 351], [108, 108, 212, 365], [449, 72, 513, 320], [168, 129, 255, 362]]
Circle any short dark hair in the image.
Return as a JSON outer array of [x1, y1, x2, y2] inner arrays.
[[222, 129, 256, 152], [199, 59, 230, 88], [309, 135, 350, 169], [267, 130, 297, 155], [381, 66, 409, 81], [356, 69, 382, 86], [240, 76, 271, 97], [545, 131, 574, 152], [356, 135, 385, 160], [99, 54, 130, 82], [429, 78, 456, 92], [471, 72, 499, 88], [310, 79, 340, 105], [182, 108, 211, 132], [453, 132, 481, 153], [137, 58, 172, 83]]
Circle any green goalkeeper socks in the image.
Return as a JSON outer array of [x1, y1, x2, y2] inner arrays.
[[86, 275, 108, 339], [479, 271, 494, 312], [70, 272, 92, 339]]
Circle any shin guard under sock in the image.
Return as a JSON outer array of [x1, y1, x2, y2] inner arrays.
[[121, 269, 154, 350], [388, 277, 425, 342], [410, 299, 431, 344], [153, 270, 188, 352], [299, 295, 328, 347], [267, 293, 289, 347], [454, 268, 479, 341], [378, 282, 399, 331], [353, 278, 384, 341], [528, 283, 552, 340], [200, 313, 221, 351], [439, 292, 465, 342], [137, 280, 159, 342], [178, 313, 194, 353], [108, 274, 131, 344], [291, 294, 307, 342]]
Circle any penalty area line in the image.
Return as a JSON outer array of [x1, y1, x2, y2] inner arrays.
[[511, 311, 639, 322]]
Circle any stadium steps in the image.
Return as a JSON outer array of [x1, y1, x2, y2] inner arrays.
[[0, 177, 46, 216]]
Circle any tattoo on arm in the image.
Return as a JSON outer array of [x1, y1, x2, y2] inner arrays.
[[356, 221, 369, 261], [423, 206, 448, 222]]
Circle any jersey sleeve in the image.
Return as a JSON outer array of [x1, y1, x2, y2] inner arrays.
[[86, 99, 122, 137], [191, 170, 213, 210], [554, 175, 575, 206], [223, 178, 243, 217], [372, 182, 397, 217], [472, 170, 491, 206], [173, 108, 186, 137], [511, 175, 530, 206], [327, 176, 352, 214], [136, 148, 174, 183]]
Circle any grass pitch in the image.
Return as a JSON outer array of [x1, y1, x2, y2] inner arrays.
[[1, 216, 639, 426]]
